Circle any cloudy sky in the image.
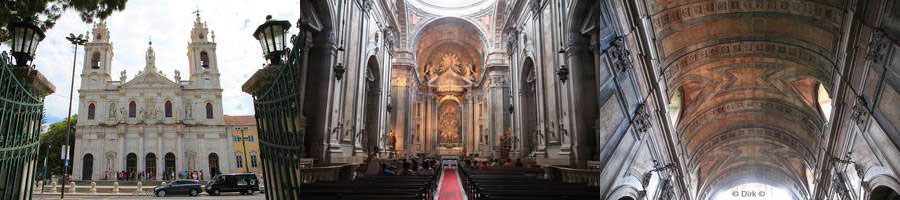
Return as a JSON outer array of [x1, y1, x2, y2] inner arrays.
[[20, 0, 305, 125]]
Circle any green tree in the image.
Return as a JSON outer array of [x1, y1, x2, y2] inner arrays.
[[0, 0, 128, 41], [36, 115, 76, 179]]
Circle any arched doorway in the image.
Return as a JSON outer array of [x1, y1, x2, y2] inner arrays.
[[520, 58, 538, 155], [126, 153, 137, 180], [164, 153, 176, 180], [617, 197, 635, 200], [363, 56, 381, 154], [145, 153, 156, 180], [208, 153, 220, 178], [82, 154, 93, 180], [871, 186, 900, 200]]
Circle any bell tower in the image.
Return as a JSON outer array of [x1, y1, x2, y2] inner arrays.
[[186, 13, 221, 89], [81, 21, 114, 89]]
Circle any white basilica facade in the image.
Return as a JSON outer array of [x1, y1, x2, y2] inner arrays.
[[72, 16, 229, 181]]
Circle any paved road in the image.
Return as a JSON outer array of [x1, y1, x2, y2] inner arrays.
[[33, 193, 264, 200]]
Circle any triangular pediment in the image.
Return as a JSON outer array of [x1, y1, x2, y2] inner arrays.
[[122, 70, 179, 89]]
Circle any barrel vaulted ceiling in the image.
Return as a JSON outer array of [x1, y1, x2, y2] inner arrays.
[[648, 0, 844, 199]]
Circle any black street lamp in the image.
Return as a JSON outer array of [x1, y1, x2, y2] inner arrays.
[[61, 33, 87, 199], [253, 15, 291, 65], [6, 21, 46, 67]]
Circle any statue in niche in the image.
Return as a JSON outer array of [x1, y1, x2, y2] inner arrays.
[[388, 129, 396, 150], [184, 101, 192, 119], [105, 152, 116, 172], [118, 106, 126, 122], [108, 103, 117, 120], [186, 151, 197, 170]]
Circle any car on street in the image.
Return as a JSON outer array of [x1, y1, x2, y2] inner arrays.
[[206, 173, 260, 196], [153, 179, 202, 197]]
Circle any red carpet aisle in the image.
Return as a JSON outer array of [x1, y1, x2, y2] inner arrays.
[[437, 169, 465, 200]]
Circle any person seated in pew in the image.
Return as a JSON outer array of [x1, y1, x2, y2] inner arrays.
[[503, 159, 513, 168], [480, 161, 492, 170], [515, 159, 524, 167]]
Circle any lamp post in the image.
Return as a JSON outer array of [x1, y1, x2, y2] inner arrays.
[[6, 20, 46, 67], [61, 33, 87, 199], [239, 127, 250, 173], [253, 15, 291, 65]]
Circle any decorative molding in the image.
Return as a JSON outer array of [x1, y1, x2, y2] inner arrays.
[[867, 29, 890, 63], [851, 96, 868, 126], [663, 41, 833, 82], [633, 103, 651, 134], [529, 0, 544, 14], [609, 37, 633, 74], [652, 0, 843, 32]]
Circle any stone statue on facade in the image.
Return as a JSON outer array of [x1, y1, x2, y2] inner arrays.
[[184, 102, 192, 119], [108, 103, 117, 120]]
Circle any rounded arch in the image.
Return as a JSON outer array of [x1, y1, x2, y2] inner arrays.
[[164, 152, 176, 180], [606, 184, 641, 200], [363, 55, 381, 154], [200, 51, 210, 68], [128, 101, 136, 118], [164, 101, 173, 118], [88, 103, 96, 120], [871, 185, 900, 200], [91, 52, 101, 69], [701, 164, 804, 200], [82, 154, 94, 180], [412, 17, 488, 75], [145, 153, 157, 180], [208, 153, 220, 178], [206, 102, 214, 119], [868, 173, 900, 198], [125, 153, 137, 180], [519, 57, 539, 156]]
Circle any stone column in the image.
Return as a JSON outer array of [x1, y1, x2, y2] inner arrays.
[[485, 64, 509, 158]]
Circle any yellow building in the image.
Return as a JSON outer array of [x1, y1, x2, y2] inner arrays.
[[224, 115, 261, 174]]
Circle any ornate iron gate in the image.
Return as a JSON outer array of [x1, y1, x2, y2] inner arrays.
[[0, 52, 50, 200], [248, 31, 311, 199]]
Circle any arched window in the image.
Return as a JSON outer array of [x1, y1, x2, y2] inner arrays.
[[88, 103, 96, 120], [817, 84, 833, 122], [235, 154, 243, 168], [250, 152, 258, 168], [164, 101, 173, 118], [206, 103, 214, 119], [91, 52, 101, 69], [200, 51, 210, 68], [129, 101, 136, 118], [667, 89, 683, 126]]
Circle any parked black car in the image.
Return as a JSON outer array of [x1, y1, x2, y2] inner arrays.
[[154, 179, 202, 197], [206, 173, 260, 195]]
